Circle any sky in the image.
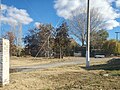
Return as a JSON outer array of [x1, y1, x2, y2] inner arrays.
[[1, 0, 120, 41], [1, 0, 61, 37]]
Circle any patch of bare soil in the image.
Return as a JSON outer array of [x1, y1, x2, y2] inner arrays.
[[49, 71, 120, 90], [0, 65, 119, 90], [0, 57, 119, 90]]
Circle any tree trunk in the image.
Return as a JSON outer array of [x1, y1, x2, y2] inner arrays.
[[60, 47, 62, 59], [82, 39, 85, 46]]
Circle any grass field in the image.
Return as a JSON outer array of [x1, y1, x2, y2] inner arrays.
[[10, 56, 111, 67], [0, 57, 120, 90], [10, 56, 78, 67]]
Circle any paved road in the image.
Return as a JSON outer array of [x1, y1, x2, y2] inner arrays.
[[10, 57, 112, 73]]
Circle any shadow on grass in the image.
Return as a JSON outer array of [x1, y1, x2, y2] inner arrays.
[[10, 68, 33, 73], [10, 68, 26, 73], [82, 58, 120, 71]]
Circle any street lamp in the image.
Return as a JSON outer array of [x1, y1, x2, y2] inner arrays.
[[86, 0, 90, 68], [115, 32, 120, 41]]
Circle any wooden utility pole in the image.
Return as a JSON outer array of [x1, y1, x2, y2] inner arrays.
[[86, 0, 90, 68]]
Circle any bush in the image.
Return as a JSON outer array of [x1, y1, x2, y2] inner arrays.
[[102, 40, 120, 56]]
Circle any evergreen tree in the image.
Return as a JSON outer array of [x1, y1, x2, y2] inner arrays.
[[24, 24, 54, 57], [54, 22, 70, 58]]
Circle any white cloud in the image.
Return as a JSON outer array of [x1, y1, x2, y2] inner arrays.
[[91, 0, 119, 20], [116, 0, 120, 7], [105, 20, 120, 30], [1, 4, 7, 10], [1, 4, 33, 25], [107, 0, 115, 3], [1, 15, 18, 25], [54, 0, 81, 19], [34, 22, 42, 29], [54, 0, 120, 30]]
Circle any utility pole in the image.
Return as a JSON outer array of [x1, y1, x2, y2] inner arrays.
[[115, 32, 120, 41], [86, 0, 90, 68]]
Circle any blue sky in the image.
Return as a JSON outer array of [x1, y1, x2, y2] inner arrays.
[[2, 0, 59, 24], [1, 0, 61, 36], [1, 0, 120, 41]]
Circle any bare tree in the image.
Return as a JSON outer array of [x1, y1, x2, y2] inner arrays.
[[4, 31, 17, 56], [69, 8, 105, 46]]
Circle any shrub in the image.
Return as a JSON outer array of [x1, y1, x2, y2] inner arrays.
[[102, 40, 120, 56]]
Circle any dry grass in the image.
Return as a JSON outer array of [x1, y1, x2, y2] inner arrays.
[[10, 56, 74, 67], [0, 57, 119, 90], [10, 56, 112, 67]]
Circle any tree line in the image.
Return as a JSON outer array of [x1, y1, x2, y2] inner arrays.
[[4, 22, 79, 58], [3, 22, 120, 57], [2, 3, 120, 57]]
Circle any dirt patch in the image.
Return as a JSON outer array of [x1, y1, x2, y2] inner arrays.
[[50, 71, 120, 90], [0, 64, 120, 90], [0, 57, 119, 90]]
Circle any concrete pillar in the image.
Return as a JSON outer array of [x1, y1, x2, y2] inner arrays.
[[0, 38, 9, 86]]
